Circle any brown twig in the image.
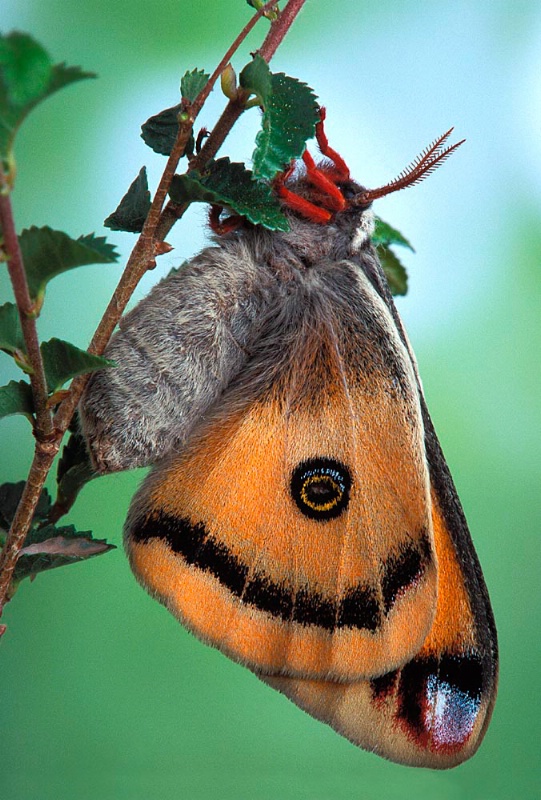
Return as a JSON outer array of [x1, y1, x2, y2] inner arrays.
[[59, 0, 307, 365], [0, 441, 60, 608], [259, 0, 306, 61], [0, 166, 61, 612], [52, 3, 282, 430], [0, 0, 308, 620], [191, 0, 280, 117], [0, 168, 53, 440]]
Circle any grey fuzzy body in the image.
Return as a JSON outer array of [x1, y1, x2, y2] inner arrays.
[[81, 240, 275, 471], [80, 192, 407, 472]]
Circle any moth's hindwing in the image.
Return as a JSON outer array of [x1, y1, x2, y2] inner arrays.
[[262, 482, 498, 769], [125, 263, 439, 682]]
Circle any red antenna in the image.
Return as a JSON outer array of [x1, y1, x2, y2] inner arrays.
[[354, 129, 465, 206]]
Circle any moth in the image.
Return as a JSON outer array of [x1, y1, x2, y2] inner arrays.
[[81, 110, 498, 768]]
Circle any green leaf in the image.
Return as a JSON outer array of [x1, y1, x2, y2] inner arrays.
[[0, 31, 52, 107], [0, 480, 115, 590], [75, 233, 119, 261], [377, 245, 409, 296], [252, 73, 319, 182], [0, 302, 25, 355], [41, 338, 115, 394], [19, 227, 119, 305], [0, 380, 34, 421], [180, 68, 210, 103], [55, 427, 97, 514], [141, 105, 181, 156], [0, 482, 51, 531], [141, 107, 194, 157], [169, 158, 289, 231], [47, 62, 95, 95], [239, 54, 272, 107], [373, 217, 414, 251], [13, 524, 115, 584], [104, 167, 151, 233], [0, 32, 95, 160]]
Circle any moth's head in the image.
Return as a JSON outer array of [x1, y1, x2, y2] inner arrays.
[[275, 164, 375, 254], [209, 109, 463, 260], [272, 108, 464, 251]]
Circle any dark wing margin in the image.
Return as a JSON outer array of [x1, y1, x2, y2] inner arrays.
[[259, 252, 497, 767], [367, 248, 497, 761], [259, 395, 498, 769]]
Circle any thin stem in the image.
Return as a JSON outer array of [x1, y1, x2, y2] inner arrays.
[[52, 116, 195, 435], [259, 0, 306, 61], [138, 1, 278, 236], [142, 0, 277, 237], [54, 1, 285, 408], [191, 0, 279, 116], [159, 0, 308, 239], [58, 0, 309, 379], [194, 0, 306, 166], [0, 169, 63, 615], [0, 168, 53, 440]]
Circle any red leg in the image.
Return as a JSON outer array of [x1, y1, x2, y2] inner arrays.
[[316, 107, 350, 181], [274, 163, 333, 224], [271, 109, 353, 225], [208, 205, 243, 235], [274, 183, 332, 224], [302, 150, 346, 212]]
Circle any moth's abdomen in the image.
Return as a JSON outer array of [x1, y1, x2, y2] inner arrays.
[[80, 247, 273, 472]]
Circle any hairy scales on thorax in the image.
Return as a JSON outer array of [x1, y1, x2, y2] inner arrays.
[[80, 194, 385, 473]]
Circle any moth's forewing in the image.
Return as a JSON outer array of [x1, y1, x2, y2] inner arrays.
[[125, 262, 439, 682]]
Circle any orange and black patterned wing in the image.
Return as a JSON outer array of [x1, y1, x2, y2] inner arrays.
[[124, 263, 439, 683], [261, 362, 498, 768]]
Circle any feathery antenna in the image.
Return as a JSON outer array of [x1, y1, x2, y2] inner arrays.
[[355, 129, 465, 205]]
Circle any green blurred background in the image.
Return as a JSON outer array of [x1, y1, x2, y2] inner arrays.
[[1, 1, 540, 798]]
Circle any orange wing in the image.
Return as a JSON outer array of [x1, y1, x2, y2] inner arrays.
[[125, 267, 438, 682], [123, 259, 497, 767], [261, 410, 498, 768]]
